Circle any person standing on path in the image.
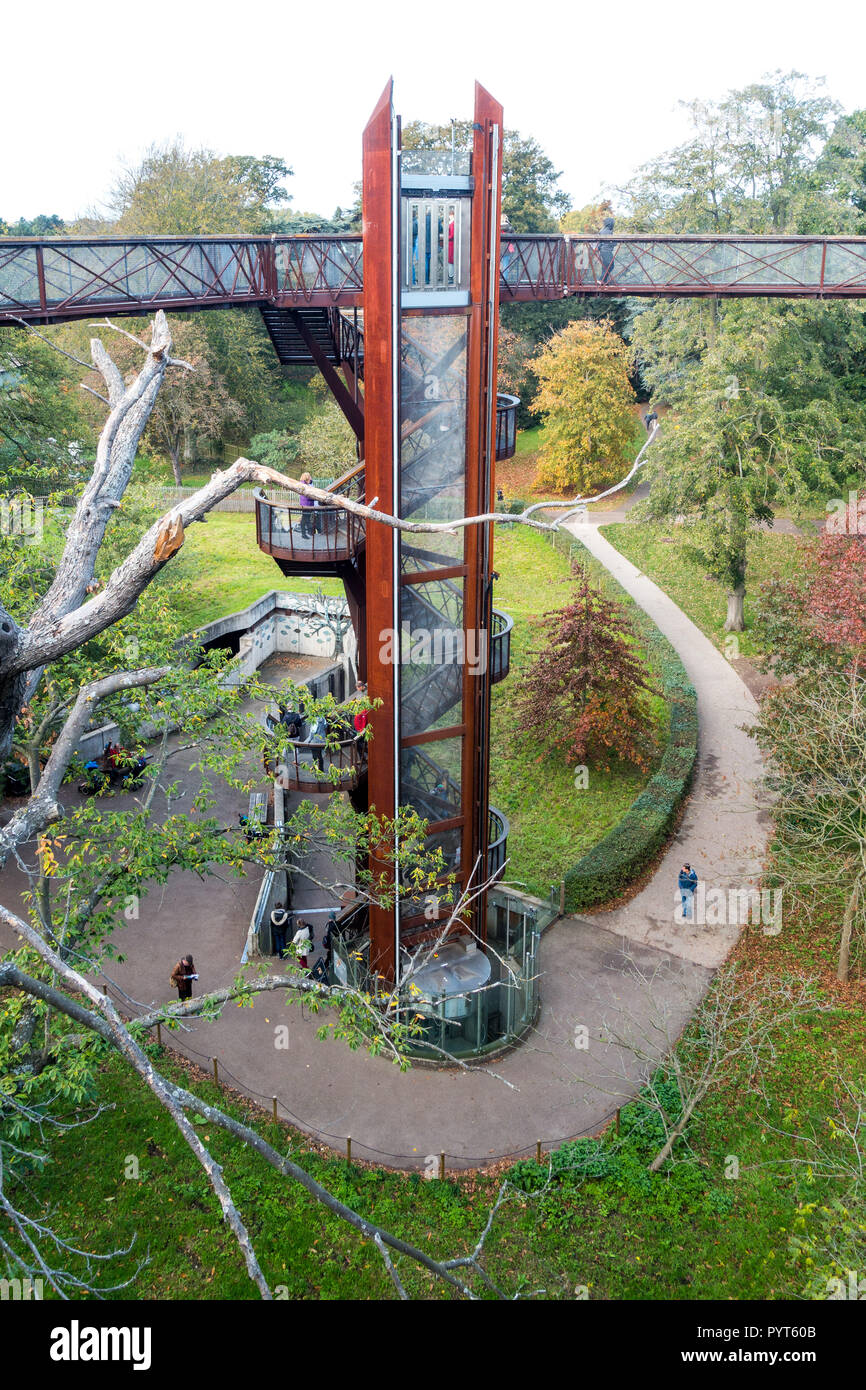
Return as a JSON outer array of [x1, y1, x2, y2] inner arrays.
[[170, 954, 197, 1002], [270, 904, 291, 959], [292, 920, 312, 969], [678, 863, 698, 920]]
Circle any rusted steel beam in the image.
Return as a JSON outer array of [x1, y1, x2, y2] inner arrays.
[[362, 79, 399, 984], [288, 309, 365, 440]]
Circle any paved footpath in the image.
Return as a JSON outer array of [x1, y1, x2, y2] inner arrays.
[[565, 515, 768, 969], [0, 521, 769, 1169]]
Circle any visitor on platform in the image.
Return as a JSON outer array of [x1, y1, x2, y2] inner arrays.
[[322, 911, 337, 969], [678, 863, 698, 920], [280, 701, 305, 739], [270, 903, 291, 959], [353, 682, 369, 738], [298, 472, 318, 540], [170, 954, 198, 1002], [598, 216, 616, 284], [306, 712, 328, 771], [501, 214, 518, 285], [292, 920, 312, 969]]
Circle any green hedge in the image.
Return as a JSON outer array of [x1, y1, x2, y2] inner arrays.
[[548, 532, 698, 913]]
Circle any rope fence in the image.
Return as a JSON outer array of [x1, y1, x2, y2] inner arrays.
[[107, 979, 630, 1171]]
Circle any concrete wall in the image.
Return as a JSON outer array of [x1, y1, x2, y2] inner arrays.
[[74, 590, 358, 762]]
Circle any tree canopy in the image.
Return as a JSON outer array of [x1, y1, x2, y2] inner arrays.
[[531, 319, 636, 493], [108, 141, 292, 236]]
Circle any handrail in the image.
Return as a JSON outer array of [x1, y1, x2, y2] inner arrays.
[[267, 724, 367, 793], [254, 487, 365, 563], [488, 805, 509, 881]]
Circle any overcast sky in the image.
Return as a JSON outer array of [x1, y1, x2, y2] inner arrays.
[[4, 0, 865, 224]]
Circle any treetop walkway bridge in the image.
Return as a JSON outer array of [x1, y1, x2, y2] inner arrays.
[[3, 231, 866, 330]]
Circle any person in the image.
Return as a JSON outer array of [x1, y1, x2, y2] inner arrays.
[[678, 863, 699, 920], [291, 920, 312, 969], [597, 216, 616, 285], [306, 713, 328, 772], [500, 213, 518, 286], [644, 409, 658, 432], [280, 701, 305, 739], [353, 682, 369, 738], [270, 903, 291, 959], [170, 954, 198, 1002], [239, 812, 266, 843], [298, 472, 318, 541], [322, 911, 337, 970]]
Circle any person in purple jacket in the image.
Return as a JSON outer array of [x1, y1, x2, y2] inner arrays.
[[298, 471, 318, 540]]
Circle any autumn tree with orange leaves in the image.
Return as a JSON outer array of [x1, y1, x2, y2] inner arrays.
[[531, 319, 636, 493]]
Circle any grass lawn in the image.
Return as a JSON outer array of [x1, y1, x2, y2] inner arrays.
[[600, 522, 805, 659], [10, 906, 863, 1300], [490, 527, 666, 897], [173, 513, 344, 632]]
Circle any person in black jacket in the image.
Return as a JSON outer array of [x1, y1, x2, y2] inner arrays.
[[270, 904, 291, 959]]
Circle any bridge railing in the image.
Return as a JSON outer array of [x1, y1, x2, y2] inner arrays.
[[274, 236, 363, 304], [565, 234, 866, 296], [499, 234, 566, 299], [6, 233, 866, 323], [0, 237, 272, 321]]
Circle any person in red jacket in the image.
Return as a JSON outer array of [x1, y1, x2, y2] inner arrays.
[[353, 681, 369, 737]]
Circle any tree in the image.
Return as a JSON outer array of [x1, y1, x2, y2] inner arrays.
[[753, 668, 866, 982], [0, 328, 91, 492], [620, 70, 840, 233], [515, 561, 658, 771], [560, 201, 615, 234], [530, 319, 636, 493], [401, 121, 569, 232], [0, 214, 65, 237], [816, 109, 866, 233], [144, 323, 245, 482], [297, 399, 356, 479], [108, 141, 292, 236], [632, 297, 866, 630]]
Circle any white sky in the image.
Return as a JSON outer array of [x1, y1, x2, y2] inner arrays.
[[4, 0, 866, 223]]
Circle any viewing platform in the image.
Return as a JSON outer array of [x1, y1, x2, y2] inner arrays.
[[488, 806, 509, 881], [490, 609, 513, 685], [264, 712, 367, 793]]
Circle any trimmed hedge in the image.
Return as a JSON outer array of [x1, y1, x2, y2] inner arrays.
[[550, 532, 698, 912]]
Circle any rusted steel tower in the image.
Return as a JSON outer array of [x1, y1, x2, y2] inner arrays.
[[363, 81, 504, 981]]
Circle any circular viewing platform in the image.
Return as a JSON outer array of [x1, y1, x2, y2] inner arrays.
[[495, 394, 519, 461], [490, 609, 512, 684], [255, 489, 365, 566], [265, 713, 367, 792]]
